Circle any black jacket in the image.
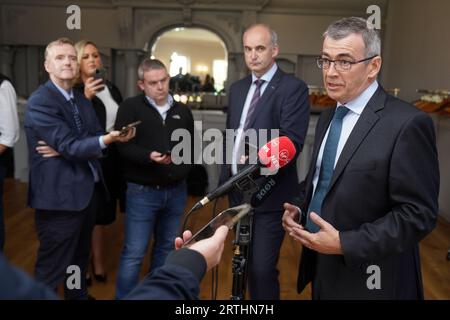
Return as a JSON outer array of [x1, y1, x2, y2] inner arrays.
[[115, 94, 194, 187], [297, 87, 439, 299], [74, 80, 123, 131], [0, 248, 204, 300]]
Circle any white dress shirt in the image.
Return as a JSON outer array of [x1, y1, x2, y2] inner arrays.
[[231, 63, 278, 175], [0, 79, 19, 148]]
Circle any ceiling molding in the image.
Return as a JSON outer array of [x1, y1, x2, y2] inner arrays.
[[0, 0, 387, 14]]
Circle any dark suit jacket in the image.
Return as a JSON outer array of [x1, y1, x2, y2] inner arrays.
[[297, 86, 439, 299], [0, 249, 201, 300], [24, 80, 105, 211], [75, 80, 125, 220], [221, 67, 310, 211]]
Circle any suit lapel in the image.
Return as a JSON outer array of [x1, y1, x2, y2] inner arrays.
[[45, 80, 69, 107], [245, 68, 283, 130], [311, 109, 334, 169], [327, 87, 386, 192], [45, 81, 90, 135], [304, 108, 334, 203]]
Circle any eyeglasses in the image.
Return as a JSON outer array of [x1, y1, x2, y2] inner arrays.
[[316, 55, 378, 71]]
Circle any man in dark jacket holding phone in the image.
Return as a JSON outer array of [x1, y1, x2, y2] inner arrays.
[[114, 58, 194, 299]]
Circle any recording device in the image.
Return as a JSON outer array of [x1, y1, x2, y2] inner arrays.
[[191, 136, 296, 211], [93, 68, 106, 82], [162, 150, 171, 156], [183, 204, 252, 246], [119, 120, 142, 135]]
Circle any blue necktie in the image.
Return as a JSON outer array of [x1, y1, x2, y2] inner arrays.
[[306, 106, 349, 233], [69, 98, 99, 182]]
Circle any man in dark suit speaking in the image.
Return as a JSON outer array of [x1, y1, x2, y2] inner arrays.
[[24, 38, 134, 299], [221, 24, 310, 299], [282, 17, 439, 299]]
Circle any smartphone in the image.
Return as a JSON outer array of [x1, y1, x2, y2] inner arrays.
[[162, 150, 171, 156], [182, 204, 252, 247], [93, 68, 106, 82], [120, 120, 142, 135]]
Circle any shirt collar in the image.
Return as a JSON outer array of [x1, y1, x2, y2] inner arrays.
[[338, 80, 379, 115], [145, 94, 174, 108], [252, 62, 278, 84], [51, 80, 74, 101]]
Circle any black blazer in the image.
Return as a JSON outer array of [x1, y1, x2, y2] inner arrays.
[[75, 80, 123, 131], [0, 249, 200, 300], [297, 86, 439, 299], [221, 67, 310, 212]]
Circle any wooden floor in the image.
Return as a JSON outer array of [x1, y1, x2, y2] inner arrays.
[[2, 178, 450, 300]]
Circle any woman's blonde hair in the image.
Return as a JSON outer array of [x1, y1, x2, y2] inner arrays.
[[74, 40, 100, 84]]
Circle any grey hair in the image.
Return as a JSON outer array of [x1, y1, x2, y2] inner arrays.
[[137, 58, 167, 80], [244, 23, 278, 47], [323, 17, 381, 57], [45, 37, 74, 59]]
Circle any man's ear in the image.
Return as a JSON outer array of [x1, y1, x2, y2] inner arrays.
[[137, 80, 144, 91], [368, 56, 382, 79], [44, 60, 50, 73], [271, 44, 279, 58]]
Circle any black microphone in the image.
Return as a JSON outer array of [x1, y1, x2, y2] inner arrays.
[[191, 136, 296, 212], [250, 175, 279, 208]]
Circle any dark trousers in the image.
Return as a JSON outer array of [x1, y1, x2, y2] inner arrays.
[[0, 164, 6, 251], [34, 183, 101, 300], [247, 210, 285, 300]]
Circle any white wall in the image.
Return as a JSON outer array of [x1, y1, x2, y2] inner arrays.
[[381, 0, 450, 221], [382, 0, 450, 102]]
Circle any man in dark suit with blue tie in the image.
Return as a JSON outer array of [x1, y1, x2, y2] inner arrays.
[[24, 38, 135, 299], [282, 17, 439, 299], [221, 24, 310, 299]]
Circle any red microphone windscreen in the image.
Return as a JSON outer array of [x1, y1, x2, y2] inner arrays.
[[258, 136, 296, 171]]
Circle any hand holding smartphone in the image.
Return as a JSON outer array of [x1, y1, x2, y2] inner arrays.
[[120, 120, 142, 136], [93, 68, 106, 82], [182, 204, 252, 247]]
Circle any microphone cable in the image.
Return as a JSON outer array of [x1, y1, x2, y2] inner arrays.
[[211, 197, 220, 300], [180, 196, 221, 299], [180, 206, 196, 237]]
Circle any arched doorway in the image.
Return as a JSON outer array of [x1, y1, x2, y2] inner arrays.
[[150, 27, 228, 94]]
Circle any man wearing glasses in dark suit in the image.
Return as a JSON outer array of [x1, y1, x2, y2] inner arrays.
[[283, 17, 439, 299]]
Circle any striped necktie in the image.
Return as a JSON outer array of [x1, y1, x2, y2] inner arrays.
[[243, 79, 265, 130], [69, 98, 84, 134], [69, 98, 99, 182]]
